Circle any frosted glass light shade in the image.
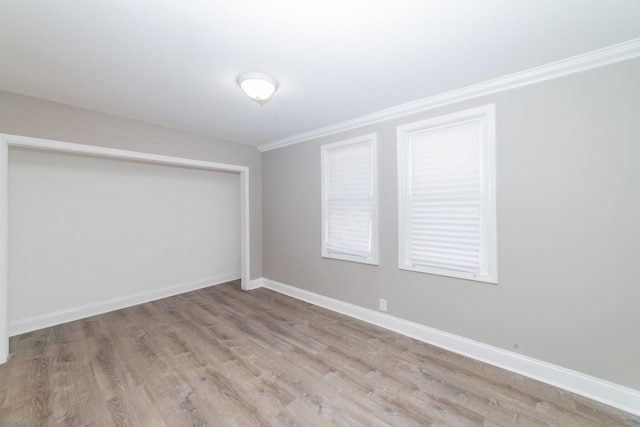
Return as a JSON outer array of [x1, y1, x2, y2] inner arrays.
[[238, 72, 278, 104]]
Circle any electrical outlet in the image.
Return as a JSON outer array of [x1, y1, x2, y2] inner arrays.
[[379, 298, 387, 312]]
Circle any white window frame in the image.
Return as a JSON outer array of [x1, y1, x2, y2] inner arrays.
[[321, 134, 378, 265], [397, 104, 497, 283]]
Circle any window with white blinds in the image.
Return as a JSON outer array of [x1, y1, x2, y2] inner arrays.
[[397, 105, 497, 283], [321, 134, 378, 265]]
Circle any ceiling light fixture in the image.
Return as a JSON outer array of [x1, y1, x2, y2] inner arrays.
[[237, 72, 278, 105]]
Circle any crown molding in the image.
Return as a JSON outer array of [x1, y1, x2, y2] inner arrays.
[[258, 38, 640, 153]]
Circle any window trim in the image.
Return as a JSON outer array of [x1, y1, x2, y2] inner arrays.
[[397, 104, 497, 283], [321, 133, 379, 265]]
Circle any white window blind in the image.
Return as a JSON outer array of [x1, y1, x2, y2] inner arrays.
[[398, 105, 497, 283], [321, 135, 378, 264]]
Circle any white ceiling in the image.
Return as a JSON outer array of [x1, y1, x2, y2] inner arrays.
[[1, 1, 639, 147]]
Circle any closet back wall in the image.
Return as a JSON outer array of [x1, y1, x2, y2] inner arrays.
[[8, 147, 240, 326]]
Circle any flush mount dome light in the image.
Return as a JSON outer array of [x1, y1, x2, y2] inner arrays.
[[237, 72, 278, 104]]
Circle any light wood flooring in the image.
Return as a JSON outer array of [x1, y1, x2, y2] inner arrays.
[[0, 280, 638, 426]]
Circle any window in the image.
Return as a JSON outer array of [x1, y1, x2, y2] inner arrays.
[[397, 105, 497, 283], [321, 134, 378, 265]]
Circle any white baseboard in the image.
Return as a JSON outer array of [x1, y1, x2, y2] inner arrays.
[[246, 277, 266, 290], [250, 277, 640, 416], [9, 273, 240, 336]]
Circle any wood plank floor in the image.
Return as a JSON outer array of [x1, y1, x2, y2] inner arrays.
[[0, 281, 638, 426]]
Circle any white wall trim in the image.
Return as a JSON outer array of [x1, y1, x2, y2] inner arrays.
[[0, 138, 7, 362], [9, 273, 239, 337], [247, 277, 266, 290], [397, 105, 497, 283], [321, 133, 379, 266], [0, 133, 251, 364], [251, 277, 640, 416], [258, 38, 640, 152]]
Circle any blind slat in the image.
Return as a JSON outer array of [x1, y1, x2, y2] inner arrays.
[[324, 141, 373, 258], [408, 121, 482, 272]]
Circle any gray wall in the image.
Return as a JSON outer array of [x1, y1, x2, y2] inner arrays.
[[0, 90, 262, 281], [262, 58, 640, 390], [9, 148, 239, 322]]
